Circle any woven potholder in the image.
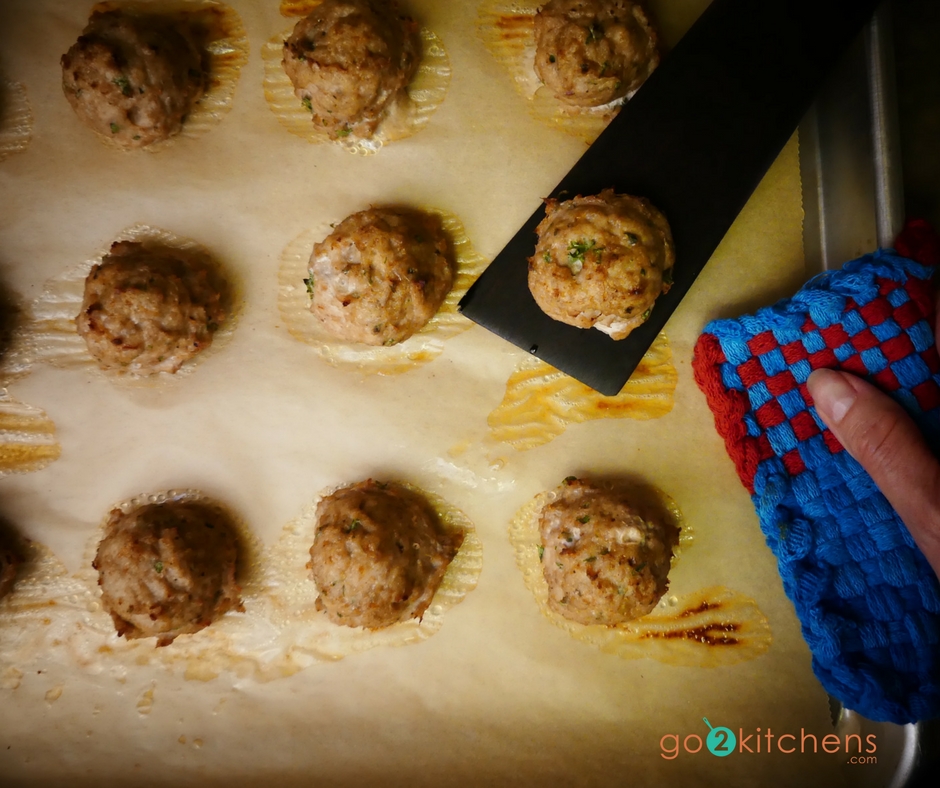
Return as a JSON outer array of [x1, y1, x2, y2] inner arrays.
[[692, 250, 940, 724]]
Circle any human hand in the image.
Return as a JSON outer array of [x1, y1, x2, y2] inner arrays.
[[806, 298, 940, 579]]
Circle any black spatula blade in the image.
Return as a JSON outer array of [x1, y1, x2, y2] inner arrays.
[[458, 0, 881, 396]]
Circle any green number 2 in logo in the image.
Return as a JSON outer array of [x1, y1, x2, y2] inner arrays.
[[703, 718, 736, 757]]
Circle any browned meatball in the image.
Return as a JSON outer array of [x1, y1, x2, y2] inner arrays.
[[528, 189, 674, 339], [309, 480, 463, 629], [308, 208, 454, 346], [0, 523, 21, 600], [76, 241, 226, 374], [282, 0, 419, 139], [539, 478, 676, 625], [93, 499, 242, 646], [61, 10, 205, 148], [533, 0, 659, 107]]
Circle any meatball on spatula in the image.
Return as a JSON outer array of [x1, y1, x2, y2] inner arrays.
[[459, 0, 881, 395]]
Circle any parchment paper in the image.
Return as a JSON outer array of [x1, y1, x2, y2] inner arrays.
[[0, 1, 850, 785]]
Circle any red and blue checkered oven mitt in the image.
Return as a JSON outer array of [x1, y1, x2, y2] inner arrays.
[[692, 239, 940, 724]]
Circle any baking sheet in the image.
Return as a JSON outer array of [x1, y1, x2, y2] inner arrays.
[[0, 1, 852, 785]]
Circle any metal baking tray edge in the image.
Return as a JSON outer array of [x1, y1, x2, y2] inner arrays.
[[799, 1, 939, 785]]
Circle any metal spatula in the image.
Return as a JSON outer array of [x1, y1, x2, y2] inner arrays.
[[458, 0, 882, 395]]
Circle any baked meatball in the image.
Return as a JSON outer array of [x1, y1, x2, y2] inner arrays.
[[533, 0, 659, 107], [309, 480, 463, 629], [528, 189, 674, 339], [308, 208, 454, 346], [76, 241, 226, 374], [539, 478, 676, 625], [61, 10, 205, 148], [0, 524, 21, 601], [282, 0, 419, 139], [93, 499, 242, 646]]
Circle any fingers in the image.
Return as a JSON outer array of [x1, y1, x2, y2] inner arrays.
[[807, 368, 940, 577]]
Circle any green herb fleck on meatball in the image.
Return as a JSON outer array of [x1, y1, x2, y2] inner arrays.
[[565, 239, 603, 274], [112, 75, 132, 96]]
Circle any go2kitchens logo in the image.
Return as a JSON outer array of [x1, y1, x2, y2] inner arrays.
[[660, 718, 878, 764]]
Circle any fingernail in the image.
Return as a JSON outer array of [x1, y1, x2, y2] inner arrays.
[[807, 369, 857, 424]]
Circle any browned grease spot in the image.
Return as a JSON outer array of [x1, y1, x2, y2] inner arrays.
[[0, 444, 61, 473], [280, 0, 322, 16], [496, 14, 531, 26], [0, 413, 56, 433], [495, 15, 532, 39], [678, 600, 722, 618], [641, 622, 741, 647], [0, 396, 61, 475], [488, 333, 676, 450], [479, 3, 537, 58]]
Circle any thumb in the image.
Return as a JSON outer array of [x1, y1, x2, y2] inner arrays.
[[806, 368, 940, 577]]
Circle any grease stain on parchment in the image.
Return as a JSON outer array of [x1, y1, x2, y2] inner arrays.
[[488, 333, 677, 450]]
